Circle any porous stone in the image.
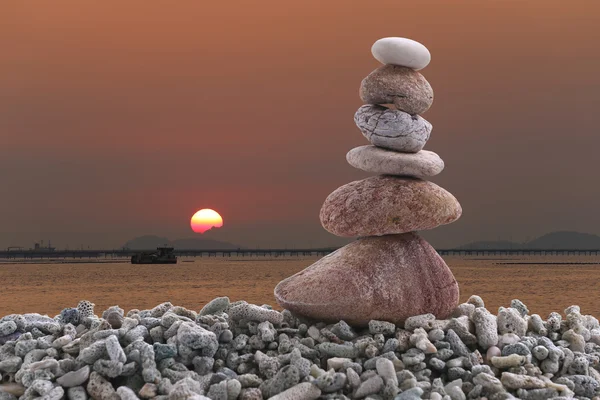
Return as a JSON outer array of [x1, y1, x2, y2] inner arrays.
[[67, 387, 88, 400], [347, 145, 443, 178], [77, 301, 95, 320], [274, 233, 459, 325], [319, 176, 461, 237], [0, 322, 17, 337], [268, 382, 320, 400], [199, 297, 230, 316], [229, 304, 283, 325], [353, 105, 432, 153], [472, 308, 498, 350], [86, 371, 119, 400], [360, 65, 434, 115]]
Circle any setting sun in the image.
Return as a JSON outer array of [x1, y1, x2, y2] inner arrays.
[[190, 209, 223, 234]]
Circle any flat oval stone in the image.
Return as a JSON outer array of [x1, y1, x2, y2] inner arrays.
[[320, 176, 461, 237], [346, 146, 444, 178], [354, 104, 432, 152], [360, 65, 433, 115], [371, 37, 431, 70], [274, 233, 459, 326]]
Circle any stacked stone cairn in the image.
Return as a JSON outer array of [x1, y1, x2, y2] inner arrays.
[[275, 37, 462, 326], [2, 297, 600, 400]]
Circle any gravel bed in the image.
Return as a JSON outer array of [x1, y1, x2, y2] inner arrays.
[[1, 296, 600, 400]]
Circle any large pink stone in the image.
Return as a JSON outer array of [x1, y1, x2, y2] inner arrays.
[[320, 175, 461, 238], [274, 233, 459, 326]]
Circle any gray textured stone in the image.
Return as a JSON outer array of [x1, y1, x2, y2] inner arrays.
[[354, 105, 432, 153]]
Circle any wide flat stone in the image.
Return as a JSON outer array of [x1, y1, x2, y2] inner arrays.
[[274, 233, 459, 326], [360, 65, 433, 115], [371, 37, 431, 70], [354, 105, 432, 153], [320, 175, 461, 237], [346, 146, 444, 178]]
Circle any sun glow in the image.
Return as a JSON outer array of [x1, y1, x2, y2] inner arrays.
[[190, 209, 223, 234]]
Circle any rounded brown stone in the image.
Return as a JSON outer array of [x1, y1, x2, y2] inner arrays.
[[320, 176, 461, 237], [359, 65, 434, 115], [274, 233, 459, 326]]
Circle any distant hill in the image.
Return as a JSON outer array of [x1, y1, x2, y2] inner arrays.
[[123, 235, 241, 250], [458, 231, 600, 250]]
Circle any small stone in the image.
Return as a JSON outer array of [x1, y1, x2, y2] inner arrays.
[[0, 321, 17, 336], [404, 314, 435, 331], [93, 359, 123, 378], [199, 297, 230, 316], [240, 388, 263, 400], [154, 343, 177, 361], [375, 358, 398, 386], [314, 370, 346, 393], [116, 386, 139, 400], [353, 106, 432, 153], [409, 328, 436, 354], [86, 371, 119, 400], [139, 383, 157, 399], [260, 365, 300, 398], [360, 65, 434, 115], [229, 304, 283, 325], [67, 387, 88, 400], [395, 387, 424, 399], [57, 366, 91, 388], [491, 354, 527, 369], [105, 312, 124, 329], [105, 335, 126, 363], [472, 308, 498, 350], [268, 382, 320, 400], [371, 37, 431, 70], [445, 329, 469, 357], [317, 343, 358, 358], [369, 320, 396, 335], [355, 375, 384, 398], [177, 322, 218, 356], [497, 307, 527, 336], [330, 321, 357, 341], [500, 372, 546, 390]]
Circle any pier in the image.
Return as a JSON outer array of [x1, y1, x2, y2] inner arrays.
[[1, 248, 600, 260], [0, 248, 339, 259]]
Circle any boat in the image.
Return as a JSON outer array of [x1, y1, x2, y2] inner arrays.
[[30, 241, 56, 252], [131, 247, 177, 264]]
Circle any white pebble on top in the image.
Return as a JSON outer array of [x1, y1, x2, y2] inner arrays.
[[371, 37, 431, 70]]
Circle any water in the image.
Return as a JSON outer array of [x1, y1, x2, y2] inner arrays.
[[1, 255, 600, 318]]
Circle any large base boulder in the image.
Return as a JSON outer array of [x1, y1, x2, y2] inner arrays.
[[274, 232, 459, 326]]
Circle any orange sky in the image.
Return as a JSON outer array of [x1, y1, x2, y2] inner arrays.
[[1, 0, 599, 248]]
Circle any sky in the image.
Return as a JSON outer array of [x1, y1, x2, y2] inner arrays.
[[1, 0, 599, 249]]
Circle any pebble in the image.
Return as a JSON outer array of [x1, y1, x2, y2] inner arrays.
[[269, 382, 320, 400], [86, 372, 119, 400], [229, 304, 283, 325], [56, 366, 91, 387], [353, 105, 432, 153], [371, 37, 431, 70], [199, 297, 230, 316]]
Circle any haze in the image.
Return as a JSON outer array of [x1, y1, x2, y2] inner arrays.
[[1, 0, 599, 249]]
